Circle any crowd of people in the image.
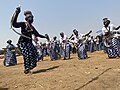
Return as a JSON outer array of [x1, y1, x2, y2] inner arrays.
[[3, 6, 120, 74], [32, 25, 119, 62]]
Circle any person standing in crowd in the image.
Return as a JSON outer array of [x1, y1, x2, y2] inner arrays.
[[59, 32, 70, 60], [11, 6, 48, 74], [52, 36, 61, 60], [89, 36, 95, 52], [95, 35, 101, 51], [87, 35, 91, 51], [32, 35, 43, 61], [102, 18, 120, 58], [45, 34, 57, 61], [70, 29, 92, 59], [3, 40, 17, 66], [71, 43, 77, 54]]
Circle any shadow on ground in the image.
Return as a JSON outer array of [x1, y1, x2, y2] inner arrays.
[[0, 88, 9, 90], [32, 65, 60, 74]]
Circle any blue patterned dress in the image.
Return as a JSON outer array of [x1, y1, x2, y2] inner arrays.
[[105, 30, 120, 58], [4, 44, 17, 66]]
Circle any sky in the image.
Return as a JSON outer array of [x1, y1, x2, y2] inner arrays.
[[0, 0, 120, 49]]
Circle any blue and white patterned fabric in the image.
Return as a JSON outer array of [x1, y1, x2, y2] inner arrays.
[[4, 44, 17, 66], [106, 38, 120, 58], [105, 28, 120, 58], [112, 29, 120, 56], [52, 40, 60, 60], [78, 43, 87, 59], [102, 21, 120, 57], [46, 39, 56, 60], [112, 38, 120, 56], [59, 35, 70, 60], [61, 43, 70, 59], [18, 42, 38, 70]]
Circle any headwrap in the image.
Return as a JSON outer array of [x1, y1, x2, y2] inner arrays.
[[24, 10, 34, 21], [60, 32, 64, 35], [24, 11, 32, 16], [7, 40, 12, 44], [53, 36, 57, 40], [103, 17, 108, 21], [104, 19, 110, 26]]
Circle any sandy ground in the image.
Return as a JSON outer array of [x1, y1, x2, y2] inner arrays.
[[0, 51, 120, 90]]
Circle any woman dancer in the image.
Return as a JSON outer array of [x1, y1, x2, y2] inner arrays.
[[11, 6, 48, 74]]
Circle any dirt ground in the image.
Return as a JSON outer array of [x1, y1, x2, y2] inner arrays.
[[0, 51, 120, 90]]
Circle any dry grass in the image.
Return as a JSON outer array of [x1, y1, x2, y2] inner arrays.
[[0, 51, 120, 90]]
